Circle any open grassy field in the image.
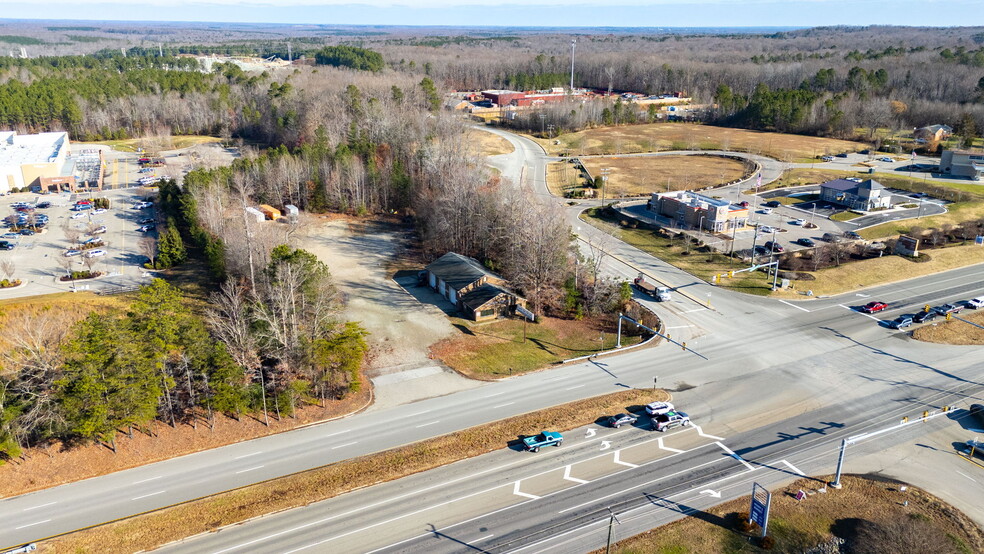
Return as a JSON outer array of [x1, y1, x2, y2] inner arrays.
[[913, 307, 984, 345], [431, 315, 644, 378], [76, 135, 222, 153], [605, 474, 984, 554], [467, 128, 514, 157], [579, 155, 750, 198], [531, 123, 865, 161], [48, 387, 671, 553], [581, 208, 777, 296]]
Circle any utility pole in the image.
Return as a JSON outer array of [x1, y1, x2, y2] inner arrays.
[[600, 167, 610, 206], [605, 508, 620, 554]]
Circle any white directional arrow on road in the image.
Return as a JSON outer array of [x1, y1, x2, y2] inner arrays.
[[599, 441, 611, 451], [700, 489, 722, 498], [585, 428, 596, 439]]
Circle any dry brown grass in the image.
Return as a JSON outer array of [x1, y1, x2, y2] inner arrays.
[[466, 129, 514, 157], [912, 308, 984, 345], [546, 161, 584, 196], [46, 388, 669, 553], [580, 155, 750, 197], [532, 123, 864, 161], [604, 475, 984, 554]]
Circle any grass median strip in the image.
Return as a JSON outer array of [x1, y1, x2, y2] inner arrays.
[[46, 388, 670, 553]]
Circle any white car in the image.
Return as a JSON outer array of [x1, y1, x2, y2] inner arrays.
[[644, 401, 675, 416], [64, 249, 82, 257], [132, 201, 153, 209], [90, 225, 107, 235], [84, 249, 106, 258], [760, 207, 773, 215], [70, 212, 87, 219], [791, 219, 806, 226], [91, 208, 107, 215], [966, 297, 984, 309], [758, 225, 777, 234]]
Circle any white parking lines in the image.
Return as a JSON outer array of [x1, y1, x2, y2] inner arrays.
[[415, 421, 440, 428], [234, 451, 263, 460], [612, 449, 638, 468], [563, 465, 589, 484], [513, 481, 540, 500], [133, 475, 163, 485], [716, 442, 754, 470], [14, 519, 50, 530], [235, 466, 264, 475], [692, 424, 725, 441], [331, 442, 358, 450], [781, 459, 805, 476], [657, 437, 684, 453], [22, 501, 56, 511], [778, 300, 810, 312], [493, 402, 515, 409], [131, 490, 166, 501]]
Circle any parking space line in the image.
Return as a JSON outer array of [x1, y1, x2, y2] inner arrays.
[[513, 481, 540, 500], [781, 459, 805, 476], [563, 465, 589, 484], [657, 437, 684, 453], [716, 442, 754, 470], [612, 450, 638, 468]]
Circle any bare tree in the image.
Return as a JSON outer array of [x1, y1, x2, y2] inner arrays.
[[61, 222, 81, 248], [0, 259, 14, 283], [206, 279, 264, 424], [138, 236, 158, 268]]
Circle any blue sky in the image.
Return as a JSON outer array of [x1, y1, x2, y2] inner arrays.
[[3, 0, 983, 27]]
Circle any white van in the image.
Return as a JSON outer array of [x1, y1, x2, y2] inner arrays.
[[967, 297, 984, 309]]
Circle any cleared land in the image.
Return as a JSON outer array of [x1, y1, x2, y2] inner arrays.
[[913, 308, 984, 345], [76, 135, 223, 153], [47, 388, 671, 553], [466, 129, 514, 157], [431, 315, 644, 378], [533, 123, 864, 160], [605, 475, 984, 554], [579, 155, 750, 198]]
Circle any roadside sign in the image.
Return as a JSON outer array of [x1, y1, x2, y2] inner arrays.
[[976, 235, 983, 246], [516, 305, 535, 321], [749, 482, 771, 536]]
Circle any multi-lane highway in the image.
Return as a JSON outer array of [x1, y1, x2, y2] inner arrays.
[[2, 128, 983, 552]]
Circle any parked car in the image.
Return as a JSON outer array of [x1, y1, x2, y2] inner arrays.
[[653, 411, 691, 432], [90, 225, 107, 235], [791, 219, 806, 226], [835, 153, 849, 158], [764, 200, 782, 208], [764, 240, 784, 253], [879, 157, 894, 162], [0, 241, 14, 251], [35, 201, 50, 209], [132, 201, 154, 209], [965, 297, 984, 309], [844, 231, 862, 240], [820, 155, 834, 162], [18, 228, 34, 236], [522, 431, 563, 452], [91, 208, 107, 215], [859, 149, 871, 155], [737, 201, 749, 208], [138, 224, 155, 233], [608, 413, 638, 428], [1, 232, 18, 240], [759, 207, 773, 215], [821, 232, 843, 243], [70, 212, 87, 219], [753, 245, 769, 255], [861, 301, 889, 314], [758, 225, 777, 234], [795, 237, 815, 247], [909, 192, 928, 199], [84, 249, 106, 258], [913, 310, 938, 324], [137, 218, 155, 224], [63, 249, 82, 257], [934, 303, 963, 315], [645, 401, 675, 416], [888, 316, 913, 329]]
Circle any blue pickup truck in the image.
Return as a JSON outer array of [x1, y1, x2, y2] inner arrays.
[[523, 431, 563, 452]]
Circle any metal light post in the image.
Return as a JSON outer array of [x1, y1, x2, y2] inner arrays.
[[539, 113, 546, 136], [697, 214, 705, 244], [570, 39, 577, 92], [600, 167, 610, 206], [769, 227, 780, 290]]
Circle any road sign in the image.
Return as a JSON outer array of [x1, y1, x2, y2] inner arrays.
[[516, 305, 535, 321], [749, 482, 771, 536]]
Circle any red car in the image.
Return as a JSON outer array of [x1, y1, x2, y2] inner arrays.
[[861, 301, 889, 314]]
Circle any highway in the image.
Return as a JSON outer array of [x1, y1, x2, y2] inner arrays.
[[2, 128, 984, 551]]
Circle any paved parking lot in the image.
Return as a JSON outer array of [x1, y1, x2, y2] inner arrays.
[[0, 189, 159, 299]]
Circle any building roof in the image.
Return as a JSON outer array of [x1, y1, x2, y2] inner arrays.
[[857, 179, 884, 192], [656, 190, 731, 209], [0, 131, 68, 166], [916, 124, 953, 134], [820, 178, 863, 192], [821, 178, 884, 200], [459, 283, 516, 310], [425, 252, 493, 292]]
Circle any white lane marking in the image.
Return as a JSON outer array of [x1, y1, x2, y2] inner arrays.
[[565, 384, 585, 390], [840, 304, 881, 321], [235, 465, 264, 475], [331, 442, 358, 450], [465, 534, 495, 545], [483, 391, 507, 398], [415, 421, 440, 428], [14, 519, 51, 530], [408, 410, 431, 417], [681, 308, 707, 313], [324, 429, 351, 438], [657, 437, 684, 453], [234, 451, 263, 460], [132, 475, 163, 485], [956, 470, 979, 484], [664, 325, 691, 329], [716, 441, 755, 470], [781, 459, 806, 476], [612, 449, 638, 468], [778, 300, 810, 312], [692, 424, 725, 441], [493, 402, 515, 409], [22, 501, 56, 511], [131, 490, 166, 501], [563, 465, 589, 484], [513, 480, 540, 500]]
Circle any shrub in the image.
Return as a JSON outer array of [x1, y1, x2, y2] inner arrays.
[[735, 512, 757, 533], [759, 535, 775, 550]]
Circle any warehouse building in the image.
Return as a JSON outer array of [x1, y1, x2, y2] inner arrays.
[[0, 131, 71, 194]]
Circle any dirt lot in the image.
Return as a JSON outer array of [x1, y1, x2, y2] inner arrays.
[[466, 128, 514, 157], [534, 123, 864, 160], [605, 474, 984, 553], [580, 155, 750, 197]]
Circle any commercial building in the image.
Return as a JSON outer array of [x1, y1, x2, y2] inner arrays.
[[423, 252, 527, 321], [481, 88, 582, 108], [0, 131, 70, 194], [939, 150, 984, 180], [818, 178, 892, 211], [647, 191, 749, 233]]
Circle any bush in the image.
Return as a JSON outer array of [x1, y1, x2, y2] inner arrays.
[[0, 279, 20, 288], [759, 535, 775, 550], [59, 270, 98, 281], [734, 512, 757, 533]]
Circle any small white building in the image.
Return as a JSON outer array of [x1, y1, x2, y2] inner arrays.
[[0, 131, 70, 194], [244, 207, 266, 223]]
